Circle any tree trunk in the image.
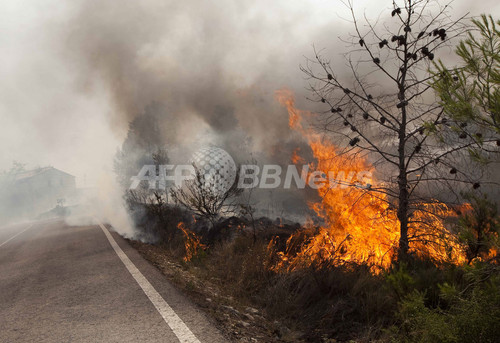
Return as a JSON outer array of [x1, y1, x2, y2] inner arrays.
[[397, 16, 411, 261], [397, 99, 410, 260], [397, 97, 410, 259], [397, 173, 410, 259]]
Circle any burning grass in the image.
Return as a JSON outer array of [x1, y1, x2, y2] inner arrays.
[[130, 218, 500, 342], [127, 193, 498, 342], [177, 221, 207, 262]]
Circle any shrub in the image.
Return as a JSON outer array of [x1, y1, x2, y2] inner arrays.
[[389, 264, 500, 343]]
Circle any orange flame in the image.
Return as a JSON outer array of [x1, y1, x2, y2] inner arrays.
[[177, 222, 206, 262], [274, 89, 466, 271], [291, 148, 305, 164]]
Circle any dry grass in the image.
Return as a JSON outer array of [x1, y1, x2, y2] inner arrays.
[[131, 228, 399, 342]]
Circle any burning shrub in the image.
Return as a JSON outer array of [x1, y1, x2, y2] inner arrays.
[[177, 222, 207, 262], [456, 194, 500, 264]]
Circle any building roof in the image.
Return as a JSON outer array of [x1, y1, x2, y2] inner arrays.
[[12, 167, 75, 181]]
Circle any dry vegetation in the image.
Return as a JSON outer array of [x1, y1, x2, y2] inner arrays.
[[127, 203, 499, 342]]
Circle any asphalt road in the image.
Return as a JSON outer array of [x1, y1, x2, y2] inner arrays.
[[0, 219, 228, 343]]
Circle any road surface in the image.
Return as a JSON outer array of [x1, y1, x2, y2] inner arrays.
[[0, 219, 228, 343]]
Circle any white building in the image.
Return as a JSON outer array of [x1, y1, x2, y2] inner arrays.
[[0, 167, 76, 220]]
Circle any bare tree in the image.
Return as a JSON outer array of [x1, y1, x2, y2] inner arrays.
[[125, 146, 170, 209], [238, 158, 259, 243], [170, 164, 242, 229], [124, 147, 177, 241], [239, 186, 258, 243], [301, 0, 495, 259]]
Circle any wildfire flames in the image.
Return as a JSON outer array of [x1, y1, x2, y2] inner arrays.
[[273, 89, 467, 271], [177, 222, 206, 262]]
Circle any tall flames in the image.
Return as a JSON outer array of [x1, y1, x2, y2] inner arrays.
[[273, 89, 466, 271]]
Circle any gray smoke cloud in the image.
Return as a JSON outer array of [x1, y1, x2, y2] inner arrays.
[[1, 0, 498, 226], [3, 0, 497, 171], [59, 0, 500, 156], [61, 0, 336, 157]]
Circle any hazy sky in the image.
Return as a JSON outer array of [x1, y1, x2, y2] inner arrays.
[[1, 0, 498, 187]]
